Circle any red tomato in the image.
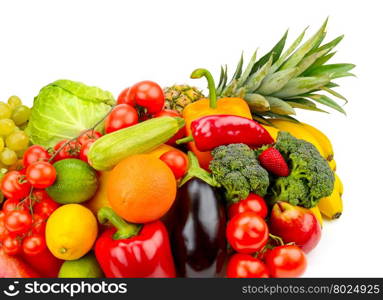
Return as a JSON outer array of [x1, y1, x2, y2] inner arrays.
[[228, 194, 268, 219], [1, 171, 31, 200], [53, 140, 80, 161], [79, 140, 95, 163], [154, 110, 186, 145], [2, 236, 21, 255], [23, 145, 51, 168], [159, 150, 188, 179], [0, 212, 9, 242], [226, 212, 269, 254], [265, 245, 307, 278], [105, 104, 139, 134], [33, 194, 59, 219], [22, 234, 46, 256], [2, 199, 26, 214], [4, 210, 32, 234], [127, 81, 165, 114], [77, 130, 102, 146], [117, 87, 135, 106], [226, 253, 269, 278], [31, 214, 46, 234], [26, 161, 56, 189]]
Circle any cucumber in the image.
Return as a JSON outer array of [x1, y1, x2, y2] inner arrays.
[[88, 116, 185, 171]]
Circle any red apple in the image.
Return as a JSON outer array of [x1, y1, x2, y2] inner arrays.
[[269, 202, 321, 253]]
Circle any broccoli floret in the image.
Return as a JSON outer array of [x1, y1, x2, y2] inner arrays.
[[269, 131, 335, 208], [210, 144, 269, 203]]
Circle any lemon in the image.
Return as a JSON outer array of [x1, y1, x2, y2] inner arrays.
[[46, 204, 98, 260]]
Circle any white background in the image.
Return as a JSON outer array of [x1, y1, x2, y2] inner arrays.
[[1, 0, 382, 277]]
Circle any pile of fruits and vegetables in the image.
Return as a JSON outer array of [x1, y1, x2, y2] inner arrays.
[[0, 20, 351, 278]]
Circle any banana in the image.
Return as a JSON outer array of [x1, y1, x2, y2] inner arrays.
[[262, 124, 279, 141], [269, 119, 325, 157], [335, 173, 343, 196], [301, 122, 334, 161], [318, 175, 343, 219], [329, 159, 336, 171], [310, 206, 323, 227]]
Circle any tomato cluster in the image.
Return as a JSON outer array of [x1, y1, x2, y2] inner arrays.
[[0, 190, 58, 256], [0, 129, 104, 258], [225, 194, 307, 278]]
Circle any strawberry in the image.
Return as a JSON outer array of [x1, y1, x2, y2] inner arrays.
[[258, 147, 289, 177]]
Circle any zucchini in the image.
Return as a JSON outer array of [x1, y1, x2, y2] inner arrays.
[[88, 116, 185, 171]]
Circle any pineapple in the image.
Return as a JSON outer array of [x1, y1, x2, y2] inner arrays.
[[215, 18, 355, 123], [164, 85, 205, 114]]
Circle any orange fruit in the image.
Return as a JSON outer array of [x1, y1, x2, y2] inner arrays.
[[107, 154, 177, 223]]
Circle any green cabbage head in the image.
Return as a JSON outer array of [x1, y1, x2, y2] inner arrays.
[[26, 79, 115, 147]]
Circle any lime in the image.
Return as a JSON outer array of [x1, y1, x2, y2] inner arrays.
[[58, 253, 103, 278], [47, 159, 98, 204]]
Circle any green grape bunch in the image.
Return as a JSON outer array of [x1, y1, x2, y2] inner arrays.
[[0, 96, 32, 169]]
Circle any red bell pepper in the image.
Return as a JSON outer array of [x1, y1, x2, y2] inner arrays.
[[0, 248, 40, 278], [181, 114, 274, 152], [22, 248, 63, 278], [95, 207, 176, 278]]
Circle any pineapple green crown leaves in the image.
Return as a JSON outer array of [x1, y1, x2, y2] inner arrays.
[[215, 18, 355, 123]]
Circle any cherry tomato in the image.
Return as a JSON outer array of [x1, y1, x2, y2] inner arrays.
[[117, 87, 135, 106], [1, 199, 26, 214], [5, 210, 32, 234], [1, 170, 31, 200], [53, 140, 80, 161], [159, 150, 188, 179], [26, 161, 56, 189], [226, 212, 269, 254], [154, 109, 186, 145], [22, 233, 46, 256], [33, 194, 59, 219], [265, 245, 307, 278], [228, 194, 268, 219], [79, 139, 95, 163], [226, 253, 269, 278], [31, 214, 46, 234], [77, 130, 102, 146], [23, 145, 51, 168], [2, 236, 21, 255], [105, 104, 139, 134], [127, 81, 165, 114]]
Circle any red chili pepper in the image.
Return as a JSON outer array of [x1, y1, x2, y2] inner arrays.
[[22, 248, 63, 278], [94, 207, 176, 278], [190, 114, 274, 152]]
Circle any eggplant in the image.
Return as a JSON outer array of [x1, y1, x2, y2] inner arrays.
[[163, 178, 226, 277]]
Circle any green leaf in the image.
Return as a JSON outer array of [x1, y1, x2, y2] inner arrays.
[[265, 96, 296, 115], [222, 54, 244, 95], [237, 50, 258, 87], [272, 75, 331, 98], [244, 93, 270, 112], [321, 86, 348, 103], [269, 27, 308, 73], [216, 65, 228, 95], [251, 114, 273, 125], [261, 112, 300, 123], [304, 63, 356, 77], [326, 82, 339, 88], [231, 52, 244, 81], [257, 67, 298, 95], [306, 30, 327, 55], [286, 98, 329, 113], [302, 52, 336, 76], [311, 35, 344, 55], [295, 49, 328, 77], [251, 30, 288, 72], [280, 18, 328, 71], [330, 72, 356, 79], [306, 94, 346, 114], [244, 55, 273, 92]]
